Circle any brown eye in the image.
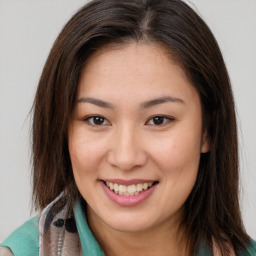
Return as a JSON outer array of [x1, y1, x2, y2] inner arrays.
[[92, 116, 105, 125], [83, 116, 110, 126], [147, 116, 174, 126], [153, 116, 164, 125]]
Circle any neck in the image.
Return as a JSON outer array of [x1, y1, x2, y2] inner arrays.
[[87, 208, 190, 256]]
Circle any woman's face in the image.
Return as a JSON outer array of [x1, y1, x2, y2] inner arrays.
[[68, 43, 209, 233]]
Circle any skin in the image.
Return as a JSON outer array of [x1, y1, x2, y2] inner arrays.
[[68, 42, 209, 256], [0, 247, 13, 256]]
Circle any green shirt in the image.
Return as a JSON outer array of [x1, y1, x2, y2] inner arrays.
[[1, 202, 256, 255]]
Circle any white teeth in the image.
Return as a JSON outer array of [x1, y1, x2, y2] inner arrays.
[[137, 183, 143, 192], [119, 185, 126, 193], [106, 181, 112, 189], [105, 181, 155, 196], [143, 183, 148, 190], [114, 183, 119, 193], [127, 184, 136, 194]]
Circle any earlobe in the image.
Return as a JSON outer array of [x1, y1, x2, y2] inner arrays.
[[201, 132, 210, 153]]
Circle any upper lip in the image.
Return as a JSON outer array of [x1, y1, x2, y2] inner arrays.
[[101, 179, 158, 186]]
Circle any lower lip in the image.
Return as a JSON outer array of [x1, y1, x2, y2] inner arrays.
[[101, 181, 157, 207]]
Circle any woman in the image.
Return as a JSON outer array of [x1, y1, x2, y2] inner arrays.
[[1, 0, 255, 255]]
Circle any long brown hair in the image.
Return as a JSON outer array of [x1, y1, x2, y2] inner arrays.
[[32, 0, 250, 254]]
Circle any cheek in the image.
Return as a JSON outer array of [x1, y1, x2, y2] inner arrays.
[[68, 132, 104, 177], [149, 132, 202, 213], [151, 133, 201, 168], [68, 136, 102, 201]]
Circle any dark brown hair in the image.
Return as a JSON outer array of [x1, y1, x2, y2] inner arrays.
[[32, 0, 250, 254]]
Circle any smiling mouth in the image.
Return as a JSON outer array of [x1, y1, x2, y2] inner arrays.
[[102, 181, 159, 196]]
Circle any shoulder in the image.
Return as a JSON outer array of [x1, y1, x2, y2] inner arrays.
[[0, 216, 39, 256], [246, 239, 256, 254], [239, 239, 256, 256]]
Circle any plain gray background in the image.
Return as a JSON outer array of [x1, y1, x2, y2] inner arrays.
[[0, 0, 256, 242]]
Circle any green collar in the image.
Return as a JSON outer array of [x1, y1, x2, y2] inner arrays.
[[74, 200, 105, 255]]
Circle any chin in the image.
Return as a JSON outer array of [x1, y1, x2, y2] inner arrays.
[[107, 219, 154, 233], [99, 209, 161, 233]]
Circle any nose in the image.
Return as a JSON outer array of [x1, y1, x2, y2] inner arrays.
[[107, 124, 147, 171]]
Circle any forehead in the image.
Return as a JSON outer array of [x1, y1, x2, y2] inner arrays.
[[82, 42, 181, 76], [77, 42, 198, 107]]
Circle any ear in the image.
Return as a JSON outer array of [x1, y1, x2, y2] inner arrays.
[[201, 131, 210, 153]]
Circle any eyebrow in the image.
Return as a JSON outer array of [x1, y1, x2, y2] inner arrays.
[[77, 96, 184, 109], [77, 97, 114, 108], [141, 96, 184, 108]]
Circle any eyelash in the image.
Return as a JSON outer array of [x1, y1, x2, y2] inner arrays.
[[82, 115, 175, 127]]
